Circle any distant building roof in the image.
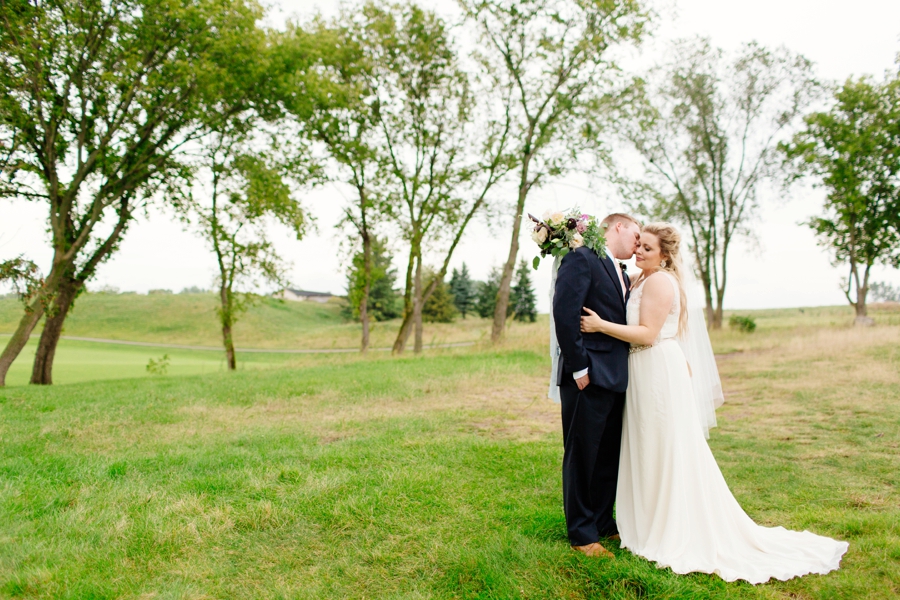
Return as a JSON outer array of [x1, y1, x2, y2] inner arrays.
[[283, 289, 332, 297]]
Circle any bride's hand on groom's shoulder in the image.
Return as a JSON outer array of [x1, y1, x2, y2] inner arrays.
[[580, 307, 605, 333]]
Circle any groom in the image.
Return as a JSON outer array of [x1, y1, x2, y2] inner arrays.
[[553, 213, 641, 557]]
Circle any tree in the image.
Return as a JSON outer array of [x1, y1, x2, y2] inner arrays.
[[344, 236, 401, 322], [458, 0, 649, 344], [0, 0, 263, 386], [611, 38, 819, 328], [187, 140, 308, 370], [870, 282, 900, 303], [782, 75, 900, 324], [352, 2, 498, 355], [282, 15, 386, 352], [449, 263, 475, 318], [298, 2, 513, 356], [510, 259, 537, 322], [422, 271, 457, 323], [175, 15, 311, 371]]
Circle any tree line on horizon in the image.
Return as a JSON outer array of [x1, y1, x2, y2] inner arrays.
[[0, 0, 898, 387], [343, 244, 537, 325]]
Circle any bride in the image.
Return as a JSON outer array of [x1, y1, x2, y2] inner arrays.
[[579, 222, 849, 584]]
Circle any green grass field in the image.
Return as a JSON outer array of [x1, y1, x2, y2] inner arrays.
[[2, 292, 898, 388], [1, 295, 899, 598]]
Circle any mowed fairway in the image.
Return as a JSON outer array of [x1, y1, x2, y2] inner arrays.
[[0, 339, 297, 387], [0, 298, 898, 598]]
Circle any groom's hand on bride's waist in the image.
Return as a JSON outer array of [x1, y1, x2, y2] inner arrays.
[[575, 373, 590, 390]]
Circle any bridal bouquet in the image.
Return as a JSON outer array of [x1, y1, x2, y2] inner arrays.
[[528, 210, 606, 269]]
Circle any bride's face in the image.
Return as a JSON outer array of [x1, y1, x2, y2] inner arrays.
[[635, 232, 665, 270]]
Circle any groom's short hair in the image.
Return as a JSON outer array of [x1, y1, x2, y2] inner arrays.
[[601, 213, 642, 229]]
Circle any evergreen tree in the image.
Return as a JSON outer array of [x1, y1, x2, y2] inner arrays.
[[475, 267, 512, 319], [511, 259, 538, 322], [344, 238, 400, 322], [422, 272, 458, 323], [449, 263, 475, 318]]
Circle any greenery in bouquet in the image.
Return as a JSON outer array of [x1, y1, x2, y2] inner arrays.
[[528, 210, 607, 270]]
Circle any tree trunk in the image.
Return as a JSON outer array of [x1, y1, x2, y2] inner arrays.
[[712, 303, 724, 330], [30, 277, 81, 385], [710, 283, 725, 329], [359, 294, 370, 354], [698, 261, 724, 330], [358, 188, 372, 354], [854, 263, 874, 326], [702, 281, 714, 327], [413, 303, 424, 353], [853, 301, 874, 326], [694, 250, 716, 331], [0, 299, 45, 387], [713, 243, 730, 330], [222, 322, 237, 370], [360, 233, 372, 354], [704, 303, 715, 330], [492, 181, 529, 344], [220, 285, 237, 370], [393, 263, 437, 356], [413, 261, 424, 354], [393, 247, 421, 355], [393, 311, 414, 355]]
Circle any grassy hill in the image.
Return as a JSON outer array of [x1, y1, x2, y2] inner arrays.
[[0, 292, 517, 350], [0, 292, 347, 349]]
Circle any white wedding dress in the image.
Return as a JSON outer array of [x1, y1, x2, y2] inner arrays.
[[616, 272, 848, 584]]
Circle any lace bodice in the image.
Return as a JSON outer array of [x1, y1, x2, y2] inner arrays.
[[626, 272, 680, 346]]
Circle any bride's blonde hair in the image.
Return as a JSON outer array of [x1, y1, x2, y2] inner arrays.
[[639, 222, 688, 337]]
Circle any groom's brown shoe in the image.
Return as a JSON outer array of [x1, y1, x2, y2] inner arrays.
[[571, 542, 614, 558], [606, 534, 621, 542]]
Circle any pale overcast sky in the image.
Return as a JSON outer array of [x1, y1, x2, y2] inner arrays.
[[1, 0, 899, 311]]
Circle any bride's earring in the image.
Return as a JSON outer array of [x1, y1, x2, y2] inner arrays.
[[660, 259, 667, 269]]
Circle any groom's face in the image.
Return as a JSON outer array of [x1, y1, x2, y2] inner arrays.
[[610, 222, 641, 260]]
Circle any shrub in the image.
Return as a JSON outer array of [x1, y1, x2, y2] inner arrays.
[[146, 354, 170, 375], [422, 275, 457, 323], [179, 286, 208, 294], [870, 282, 900, 303], [729, 314, 756, 333]]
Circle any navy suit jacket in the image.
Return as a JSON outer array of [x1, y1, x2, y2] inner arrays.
[[552, 246, 630, 393]]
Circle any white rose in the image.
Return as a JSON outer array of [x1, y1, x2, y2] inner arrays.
[[541, 210, 552, 222], [569, 233, 584, 249], [531, 227, 548, 244], [548, 211, 565, 226]]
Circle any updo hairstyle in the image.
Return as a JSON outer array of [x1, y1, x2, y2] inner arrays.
[[640, 222, 688, 336]]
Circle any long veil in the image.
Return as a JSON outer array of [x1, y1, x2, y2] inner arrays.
[[678, 251, 725, 438]]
